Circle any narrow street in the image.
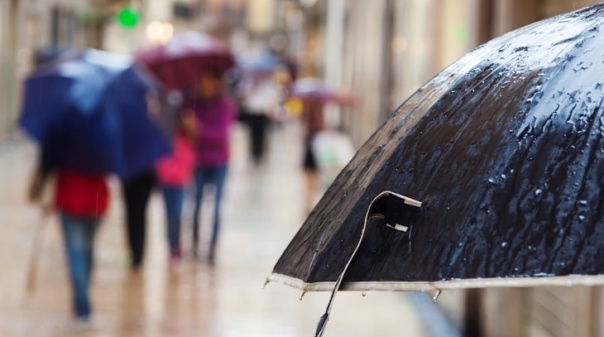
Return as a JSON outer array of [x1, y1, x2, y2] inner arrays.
[[0, 122, 427, 337]]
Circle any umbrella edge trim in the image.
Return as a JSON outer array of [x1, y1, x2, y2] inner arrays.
[[267, 273, 604, 292]]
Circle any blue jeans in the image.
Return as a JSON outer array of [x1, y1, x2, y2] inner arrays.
[[60, 214, 99, 318], [161, 186, 185, 253], [192, 166, 228, 258]]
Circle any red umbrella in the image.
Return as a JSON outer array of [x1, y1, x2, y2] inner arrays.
[[137, 31, 235, 90]]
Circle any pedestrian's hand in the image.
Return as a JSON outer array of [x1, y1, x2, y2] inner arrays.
[[27, 169, 47, 203]]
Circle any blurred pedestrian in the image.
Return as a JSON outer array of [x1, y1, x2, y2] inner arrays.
[[188, 69, 237, 264], [29, 151, 109, 321], [300, 98, 326, 212], [240, 73, 282, 165], [155, 109, 197, 263], [24, 48, 111, 321], [121, 170, 155, 270], [22, 47, 171, 321], [120, 90, 179, 270]]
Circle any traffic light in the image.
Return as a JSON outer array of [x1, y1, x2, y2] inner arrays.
[[116, 6, 140, 29]]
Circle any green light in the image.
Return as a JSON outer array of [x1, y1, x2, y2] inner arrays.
[[116, 7, 140, 29], [454, 25, 469, 45]]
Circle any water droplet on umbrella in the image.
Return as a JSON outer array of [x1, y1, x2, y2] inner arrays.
[[578, 200, 588, 206], [501, 242, 508, 248], [579, 215, 586, 221], [488, 178, 495, 184], [535, 189, 543, 196], [501, 174, 507, 180]]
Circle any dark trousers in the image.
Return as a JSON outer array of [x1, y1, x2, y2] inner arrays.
[[247, 113, 269, 164], [122, 171, 155, 268]]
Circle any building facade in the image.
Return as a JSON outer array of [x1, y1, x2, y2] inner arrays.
[[0, 0, 102, 141]]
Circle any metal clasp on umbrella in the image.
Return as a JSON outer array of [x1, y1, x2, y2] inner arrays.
[[313, 192, 421, 337]]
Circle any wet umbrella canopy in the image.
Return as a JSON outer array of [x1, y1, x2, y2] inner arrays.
[[270, 3, 604, 309]]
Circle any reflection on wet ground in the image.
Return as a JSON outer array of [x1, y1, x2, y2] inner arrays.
[[0, 124, 426, 336]]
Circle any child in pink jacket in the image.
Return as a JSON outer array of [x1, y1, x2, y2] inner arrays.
[[156, 110, 197, 261]]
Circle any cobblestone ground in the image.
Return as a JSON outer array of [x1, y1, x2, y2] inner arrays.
[[0, 123, 428, 337]]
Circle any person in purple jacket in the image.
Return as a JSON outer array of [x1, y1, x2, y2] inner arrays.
[[188, 69, 236, 264]]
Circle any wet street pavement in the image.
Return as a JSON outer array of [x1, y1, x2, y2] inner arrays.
[[0, 123, 428, 337]]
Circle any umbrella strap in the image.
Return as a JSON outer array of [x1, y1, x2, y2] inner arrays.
[[315, 191, 422, 337]]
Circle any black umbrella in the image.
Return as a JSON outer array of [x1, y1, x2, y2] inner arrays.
[[268, 4, 604, 336]]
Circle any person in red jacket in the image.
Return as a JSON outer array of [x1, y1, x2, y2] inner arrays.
[[30, 167, 109, 320]]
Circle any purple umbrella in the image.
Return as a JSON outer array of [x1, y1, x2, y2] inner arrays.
[[137, 31, 235, 90]]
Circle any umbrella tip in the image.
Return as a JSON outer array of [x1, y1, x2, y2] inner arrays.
[[261, 278, 270, 290], [432, 289, 442, 303], [299, 290, 307, 300], [314, 313, 329, 337]]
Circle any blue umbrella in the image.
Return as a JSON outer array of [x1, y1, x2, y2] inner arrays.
[[236, 52, 281, 73], [20, 49, 171, 180]]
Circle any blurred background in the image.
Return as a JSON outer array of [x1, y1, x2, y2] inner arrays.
[[1, 1, 604, 337], [1, 0, 601, 144]]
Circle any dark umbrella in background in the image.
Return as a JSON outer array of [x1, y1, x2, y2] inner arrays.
[[136, 31, 236, 90], [268, 4, 604, 336], [20, 49, 171, 180]]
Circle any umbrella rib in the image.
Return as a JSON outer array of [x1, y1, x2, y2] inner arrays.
[[314, 191, 421, 337]]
